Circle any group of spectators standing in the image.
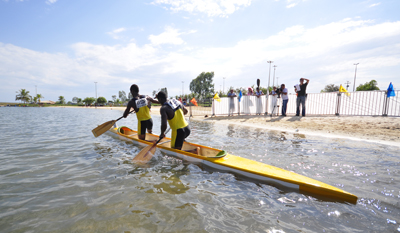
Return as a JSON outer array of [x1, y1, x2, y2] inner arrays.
[[271, 77, 309, 116], [227, 77, 310, 117]]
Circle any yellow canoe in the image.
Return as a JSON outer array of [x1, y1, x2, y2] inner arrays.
[[107, 125, 358, 204]]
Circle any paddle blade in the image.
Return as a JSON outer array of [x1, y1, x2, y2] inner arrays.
[[92, 120, 116, 137], [257, 79, 260, 88], [132, 143, 157, 163]]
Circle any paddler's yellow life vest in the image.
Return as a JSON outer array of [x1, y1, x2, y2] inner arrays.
[[165, 99, 188, 131], [135, 96, 151, 121]]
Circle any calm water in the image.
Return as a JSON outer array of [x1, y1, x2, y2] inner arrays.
[[0, 107, 399, 233]]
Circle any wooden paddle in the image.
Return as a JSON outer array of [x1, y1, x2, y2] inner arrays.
[[92, 110, 134, 137], [132, 128, 171, 163], [257, 78, 260, 90]]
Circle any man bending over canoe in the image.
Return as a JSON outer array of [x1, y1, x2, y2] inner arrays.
[[156, 91, 199, 154], [123, 84, 159, 140]]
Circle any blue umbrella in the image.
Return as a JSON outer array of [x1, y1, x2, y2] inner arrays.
[[387, 82, 395, 97]]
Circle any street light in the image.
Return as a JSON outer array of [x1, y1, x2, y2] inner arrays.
[[353, 63, 359, 92], [267, 61, 273, 93], [273, 65, 277, 87]]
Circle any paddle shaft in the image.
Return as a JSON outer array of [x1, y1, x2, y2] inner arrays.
[[143, 128, 171, 158], [133, 128, 171, 162], [154, 128, 171, 146], [117, 110, 135, 121], [92, 110, 135, 137]]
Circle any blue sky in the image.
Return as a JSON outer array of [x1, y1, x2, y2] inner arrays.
[[1, 0, 399, 102]]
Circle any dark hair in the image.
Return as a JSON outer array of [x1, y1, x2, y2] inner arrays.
[[281, 84, 285, 86], [156, 91, 167, 100], [130, 84, 139, 94]]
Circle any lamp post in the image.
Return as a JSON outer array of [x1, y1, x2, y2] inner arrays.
[[267, 61, 273, 92], [353, 63, 359, 92], [94, 82, 97, 107], [273, 65, 277, 88], [266, 61, 274, 115], [223, 77, 226, 94]]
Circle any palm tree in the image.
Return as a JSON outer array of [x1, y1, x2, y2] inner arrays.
[[15, 89, 31, 104], [58, 96, 66, 104], [36, 94, 44, 104]]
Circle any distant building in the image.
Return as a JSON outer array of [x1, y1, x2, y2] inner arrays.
[[40, 100, 56, 104]]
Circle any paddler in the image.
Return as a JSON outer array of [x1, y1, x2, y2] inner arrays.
[[123, 84, 159, 140], [156, 91, 199, 154]]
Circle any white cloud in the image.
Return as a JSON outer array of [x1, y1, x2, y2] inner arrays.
[[285, 0, 307, 8], [46, 0, 58, 4], [151, 0, 252, 17], [148, 26, 195, 45], [286, 3, 297, 8], [369, 2, 381, 7], [107, 28, 127, 40], [1, 18, 400, 101]]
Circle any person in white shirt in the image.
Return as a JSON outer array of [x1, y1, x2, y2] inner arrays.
[[280, 84, 289, 116]]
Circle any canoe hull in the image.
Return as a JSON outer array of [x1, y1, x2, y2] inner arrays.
[[106, 126, 358, 204]]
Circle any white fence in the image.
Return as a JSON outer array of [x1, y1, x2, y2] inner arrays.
[[208, 90, 400, 117]]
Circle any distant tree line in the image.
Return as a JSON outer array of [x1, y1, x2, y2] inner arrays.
[[321, 80, 380, 93], [14, 78, 383, 107]]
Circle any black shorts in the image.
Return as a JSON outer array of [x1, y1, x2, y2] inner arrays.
[[138, 119, 153, 136], [173, 126, 191, 148]]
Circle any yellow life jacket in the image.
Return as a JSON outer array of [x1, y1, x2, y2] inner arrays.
[[165, 99, 188, 130], [135, 96, 151, 121]]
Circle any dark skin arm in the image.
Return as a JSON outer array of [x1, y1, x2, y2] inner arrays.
[[123, 99, 136, 118], [124, 95, 160, 118], [159, 104, 188, 138]]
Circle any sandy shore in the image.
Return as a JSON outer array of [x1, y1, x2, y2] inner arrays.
[[69, 106, 400, 146]]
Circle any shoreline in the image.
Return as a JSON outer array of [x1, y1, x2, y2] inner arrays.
[[61, 106, 400, 147]]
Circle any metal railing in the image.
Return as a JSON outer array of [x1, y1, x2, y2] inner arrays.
[[188, 90, 400, 117]]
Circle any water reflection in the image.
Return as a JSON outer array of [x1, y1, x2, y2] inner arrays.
[[1, 107, 400, 232]]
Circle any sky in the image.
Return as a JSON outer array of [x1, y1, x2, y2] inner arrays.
[[1, 0, 400, 103]]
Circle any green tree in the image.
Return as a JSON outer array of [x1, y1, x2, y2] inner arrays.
[[83, 97, 96, 106], [119, 91, 127, 103], [190, 72, 215, 99], [77, 98, 82, 104], [15, 89, 31, 104], [72, 97, 79, 103], [58, 96, 66, 104], [36, 94, 44, 103], [112, 95, 117, 102], [153, 87, 168, 98], [114, 98, 121, 105], [356, 80, 380, 91], [321, 84, 340, 93], [97, 97, 107, 105]]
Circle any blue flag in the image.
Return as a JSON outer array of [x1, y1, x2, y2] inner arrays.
[[387, 82, 395, 97], [238, 90, 243, 102]]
